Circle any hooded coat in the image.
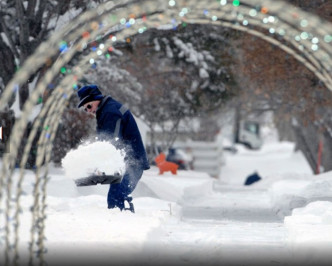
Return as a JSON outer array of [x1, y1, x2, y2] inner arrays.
[[96, 96, 150, 169]]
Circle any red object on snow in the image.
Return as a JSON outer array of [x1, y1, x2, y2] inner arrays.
[[154, 152, 179, 175]]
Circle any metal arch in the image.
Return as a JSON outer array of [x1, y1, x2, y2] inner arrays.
[[185, 0, 332, 90]]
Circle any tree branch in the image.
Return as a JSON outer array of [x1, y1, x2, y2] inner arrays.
[[15, 0, 30, 60], [26, 0, 37, 17], [0, 16, 20, 59]]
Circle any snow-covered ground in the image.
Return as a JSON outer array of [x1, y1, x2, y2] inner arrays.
[[1, 135, 332, 266]]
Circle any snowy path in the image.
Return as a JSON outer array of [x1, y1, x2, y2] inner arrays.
[[134, 141, 320, 265], [141, 182, 291, 266], [183, 185, 281, 223]]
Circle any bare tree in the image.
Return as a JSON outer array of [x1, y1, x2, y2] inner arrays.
[[83, 25, 237, 157], [0, 0, 104, 109], [228, 0, 332, 173]]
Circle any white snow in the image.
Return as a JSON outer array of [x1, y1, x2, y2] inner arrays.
[[61, 140, 126, 178], [153, 38, 161, 51], [10, 76, 42, 120], [2, 133, 332, 266]]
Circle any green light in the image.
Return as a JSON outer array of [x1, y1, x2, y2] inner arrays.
[[105, 53, 111, 58], [233, 0, 240, 6], [110, 15, 117, 22], [182, 22, 187, 27], [60, 67, 66, 74], [324, 35, 332, 43]]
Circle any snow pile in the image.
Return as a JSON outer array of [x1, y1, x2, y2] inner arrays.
[[302, 172, 332, 199], [285, 201, 332, 226], [284, 201, 332, 265], [267, 172, 332, 217], [133, 172, 183, 202], [133, 167, 213, 203], [61, 140, 126, 179], [268, 177, 311, 216]]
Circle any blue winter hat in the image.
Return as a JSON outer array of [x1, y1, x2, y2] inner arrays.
[[77, 85, 103, 108]]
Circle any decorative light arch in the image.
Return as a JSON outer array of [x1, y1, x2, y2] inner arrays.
[[0, 0, 331, 264]]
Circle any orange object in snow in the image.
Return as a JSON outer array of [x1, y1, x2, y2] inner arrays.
[[154, 152, 179, 175]]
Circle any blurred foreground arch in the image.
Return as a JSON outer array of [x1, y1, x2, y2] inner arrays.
[[0, 0, 331, 264]]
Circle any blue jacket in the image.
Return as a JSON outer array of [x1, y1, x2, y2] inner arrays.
[[96, 96, 150, 171]]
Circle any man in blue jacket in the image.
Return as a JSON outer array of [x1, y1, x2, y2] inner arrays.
[[77, 84, 150, 212]]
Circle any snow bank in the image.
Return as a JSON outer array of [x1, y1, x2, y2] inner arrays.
[[284, 201, 332, 265], [133, 167, 213, 204], [41, 194, 181, 266], [133, 173, 183, 202], [285, 201, 332, 226], [61, 140, 126, 179], [267, 171, 332, 217]]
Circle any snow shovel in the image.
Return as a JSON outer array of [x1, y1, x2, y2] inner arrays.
[[75, 172, 122, 187]]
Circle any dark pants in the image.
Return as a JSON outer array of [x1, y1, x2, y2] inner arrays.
[[107, 165, 143, 209]]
